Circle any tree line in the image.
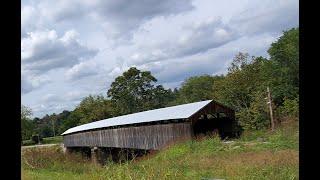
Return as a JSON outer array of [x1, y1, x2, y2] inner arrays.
[[21, 28, 299, 140]]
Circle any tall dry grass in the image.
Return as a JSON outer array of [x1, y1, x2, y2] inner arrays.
[[22, 120, 299, 180]]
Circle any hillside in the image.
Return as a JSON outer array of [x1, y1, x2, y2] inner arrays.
[[22, 120, 298, 180]]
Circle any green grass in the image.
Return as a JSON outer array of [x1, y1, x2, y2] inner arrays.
[[42, 136, 63, 144], [22, 121, 298, 180], [22, 139, 35, 146], [22, 136, 63, 146]]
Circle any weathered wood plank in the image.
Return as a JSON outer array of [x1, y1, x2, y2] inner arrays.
[[63, 122, 191, 150]]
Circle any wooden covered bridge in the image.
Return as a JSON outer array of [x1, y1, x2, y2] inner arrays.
[[62, 100, 238, 163]]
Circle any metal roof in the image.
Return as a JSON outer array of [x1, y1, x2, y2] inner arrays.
[[61, 100, 212, 135]]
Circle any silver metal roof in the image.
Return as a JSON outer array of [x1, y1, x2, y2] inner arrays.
[[62, 100, 212, 135]]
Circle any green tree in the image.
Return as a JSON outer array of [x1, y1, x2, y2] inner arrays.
[[59, 112, 81, 134], [266, 28, 299, 105], [21, 105, 34, 140], [74, 95, 114, 124], [213, 54, 267, 111], [236, 92, 270, 130], [107, 67, 172, 115], [176, 75, 224, 104], [212, 53, 274, 130], [277, 96, 299, 120], [228, 52, 250, 73]]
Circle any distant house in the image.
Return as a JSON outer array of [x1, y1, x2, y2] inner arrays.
[[62, 100, 238, 151]]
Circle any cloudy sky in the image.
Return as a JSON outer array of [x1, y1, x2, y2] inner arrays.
[[21, 0, 299, 118]]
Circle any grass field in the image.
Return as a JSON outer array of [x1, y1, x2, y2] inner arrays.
[[21, 120, 298, 180], [22, 136, 63, 146]]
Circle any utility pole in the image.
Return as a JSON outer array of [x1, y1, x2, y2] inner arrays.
[[266, 87, 275, 131]]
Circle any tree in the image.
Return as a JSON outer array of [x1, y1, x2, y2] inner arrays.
[[107, 67, 171, 115], [58, 112, 81, 134], [228, 52, 250, 73], [74, 95, 114, 124], [21, 105, 34, 140], [213, 54, 267, 111], [212, 53, 274, 130], [176, 75, 224, 104], [266, 28, 299, 105], [143, 85, 176, 109]]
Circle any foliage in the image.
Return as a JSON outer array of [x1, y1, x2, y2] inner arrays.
[[213, 55, 267, 111], [21, 105, 34, 140], [176, 75, 223, 104], [212, 28, 299, 130], [107, 67, 174, 115], [58, 112, 81, 135], [236, 97, 270, 130], [73, 95, 114, 125], [266, 28, 299, 105], [277, 96, 299, 120], [268, 28, 299, 87], [31, 135, 43, 144]]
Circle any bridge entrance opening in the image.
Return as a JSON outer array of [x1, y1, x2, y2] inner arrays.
[[193, 113, 237, 139]]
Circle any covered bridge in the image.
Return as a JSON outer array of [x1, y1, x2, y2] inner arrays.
[[62, 100, 238, 152]]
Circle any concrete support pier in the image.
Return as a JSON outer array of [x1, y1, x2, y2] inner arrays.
[[91, 147, 109, 165], [63, 145, 73, 155]]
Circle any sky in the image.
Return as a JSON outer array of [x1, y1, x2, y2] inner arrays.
[[21, 0, 299, 118]]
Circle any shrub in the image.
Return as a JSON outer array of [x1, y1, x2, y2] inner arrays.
[[31, 135, 43, 144], [277, 97, 299, 120], [237, 92, 270, 130]]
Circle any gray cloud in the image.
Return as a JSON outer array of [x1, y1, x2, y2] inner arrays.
[[95, 0, 193, 36], [21, 70, 51, 94], [21, 30, 98, 74], [230, 0, 299, 35], [32, 0, 194, 40], [128, 17, 238, 65]]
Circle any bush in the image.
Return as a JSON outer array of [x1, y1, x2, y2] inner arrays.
[[237, 93, 270, 130], [277, 97, 299, 120], [31, 135, 43, 144]]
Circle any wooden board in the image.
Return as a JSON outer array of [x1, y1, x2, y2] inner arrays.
[[63, 122, 192, 150]]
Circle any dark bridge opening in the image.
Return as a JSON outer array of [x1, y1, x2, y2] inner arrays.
[[193, 113, 238, 139]]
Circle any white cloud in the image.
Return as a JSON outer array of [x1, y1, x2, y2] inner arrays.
[[21, 6, 37, 37], [41, 93, 60, 103], [64, 91, 86, 101], [21, 70, 51, 94], [65, 60, 99, 81], [120, 16, 238, 67]]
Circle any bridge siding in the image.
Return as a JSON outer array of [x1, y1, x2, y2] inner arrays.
[[63, 101, 236, 150], [63, 122, 191, 150]]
